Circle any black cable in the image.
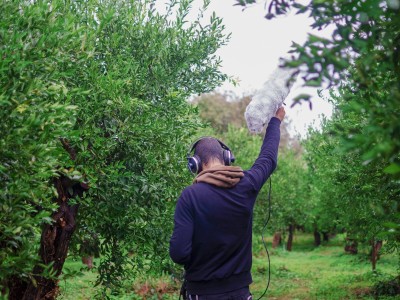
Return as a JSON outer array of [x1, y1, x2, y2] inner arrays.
[[257, 177, 272, 300]]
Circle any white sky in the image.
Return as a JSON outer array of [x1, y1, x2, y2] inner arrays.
[[158, 0, 335, 137]]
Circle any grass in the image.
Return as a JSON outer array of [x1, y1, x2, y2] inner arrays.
[[58, 259, 98, 300], [58, 233, 399, 299], [251, 233, 398, 300]]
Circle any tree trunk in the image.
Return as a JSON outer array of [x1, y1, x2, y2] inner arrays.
[[287, 224, 294, 251], [82, 256, 94, 269], [8, 139, 89, 300], [322, 232, 329, 242], [272, 231, 282, 248], [371, 239, 383, 271], [344, 237, 358, 254], [6, 277, 27, 300], [314, 230, 321, 246]]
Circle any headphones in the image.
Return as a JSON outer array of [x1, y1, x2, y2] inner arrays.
[[186, 136, 235, 174]]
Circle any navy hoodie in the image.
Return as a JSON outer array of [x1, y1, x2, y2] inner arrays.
[[169, 117, 281, 294]]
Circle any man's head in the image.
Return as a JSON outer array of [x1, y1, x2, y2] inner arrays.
[[194, 138, 224, 172]]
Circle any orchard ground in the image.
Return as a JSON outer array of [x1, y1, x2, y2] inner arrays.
[[58, 233, 398, 299]]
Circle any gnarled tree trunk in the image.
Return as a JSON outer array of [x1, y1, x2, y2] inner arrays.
[[8, 139, 88, 300]]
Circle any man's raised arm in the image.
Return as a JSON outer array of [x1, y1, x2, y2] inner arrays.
[[247, 107, 285, 191]]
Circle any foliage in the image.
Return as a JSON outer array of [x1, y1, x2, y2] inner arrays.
[[303, 86, 400, 254], [193, 92, 251, 132], [0, 0, 229, 295], [302, 123, 344, 235], [234, 0, 400, 173], [0, 0, 85, 288], [373, 275, 400, 297], [268, 150, 309, 236]]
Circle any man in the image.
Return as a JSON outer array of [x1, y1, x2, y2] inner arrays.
[[170, 107, 285, 300]]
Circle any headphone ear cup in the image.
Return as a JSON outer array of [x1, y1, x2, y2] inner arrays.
[[223, 150, 232, 166], [187, 155, 201, 174]]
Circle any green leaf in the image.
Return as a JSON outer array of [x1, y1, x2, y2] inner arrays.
[[383, 163, 400, 174]]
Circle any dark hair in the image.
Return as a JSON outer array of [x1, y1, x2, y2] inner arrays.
[[194, 138, 224, 169]]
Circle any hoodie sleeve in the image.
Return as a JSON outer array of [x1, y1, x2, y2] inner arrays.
[[169, 191, 193, 265], [247, 117, 281, 191]]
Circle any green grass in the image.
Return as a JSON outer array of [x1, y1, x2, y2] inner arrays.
[[58, 259, 99, 300], [59, 233, 399, 299], [251, 233, 398, 300]]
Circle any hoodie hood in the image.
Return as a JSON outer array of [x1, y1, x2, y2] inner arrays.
[[194, 165, 244, 188]]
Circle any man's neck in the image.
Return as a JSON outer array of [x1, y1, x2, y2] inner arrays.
[[202, 161, 224, 172]]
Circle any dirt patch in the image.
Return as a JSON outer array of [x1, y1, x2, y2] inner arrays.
[[134, 279, 179, 299], [353, 287, 372, 298]]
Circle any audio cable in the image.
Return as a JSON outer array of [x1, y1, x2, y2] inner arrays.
[[256, 177, 272, 300]]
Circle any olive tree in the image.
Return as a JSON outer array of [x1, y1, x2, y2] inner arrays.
[[304, 86, 400, 270], [0, 0, 229, 298]]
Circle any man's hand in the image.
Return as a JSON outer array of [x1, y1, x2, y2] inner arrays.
[[275, 107, 285, 122]]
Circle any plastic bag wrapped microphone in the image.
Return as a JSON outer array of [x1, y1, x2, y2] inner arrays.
[[245, 67, 295, 133]]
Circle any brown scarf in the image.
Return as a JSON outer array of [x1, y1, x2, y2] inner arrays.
[[194, 165, 244, 188]]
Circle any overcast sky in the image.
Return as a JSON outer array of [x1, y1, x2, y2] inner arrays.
[[158, 0, 335, 136], [202, 1, 335, 137]]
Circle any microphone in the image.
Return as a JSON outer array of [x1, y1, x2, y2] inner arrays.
[[245, 66, 297, 133]]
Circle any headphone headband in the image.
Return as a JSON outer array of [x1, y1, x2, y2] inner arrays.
[[186, 136, 231, 158]]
